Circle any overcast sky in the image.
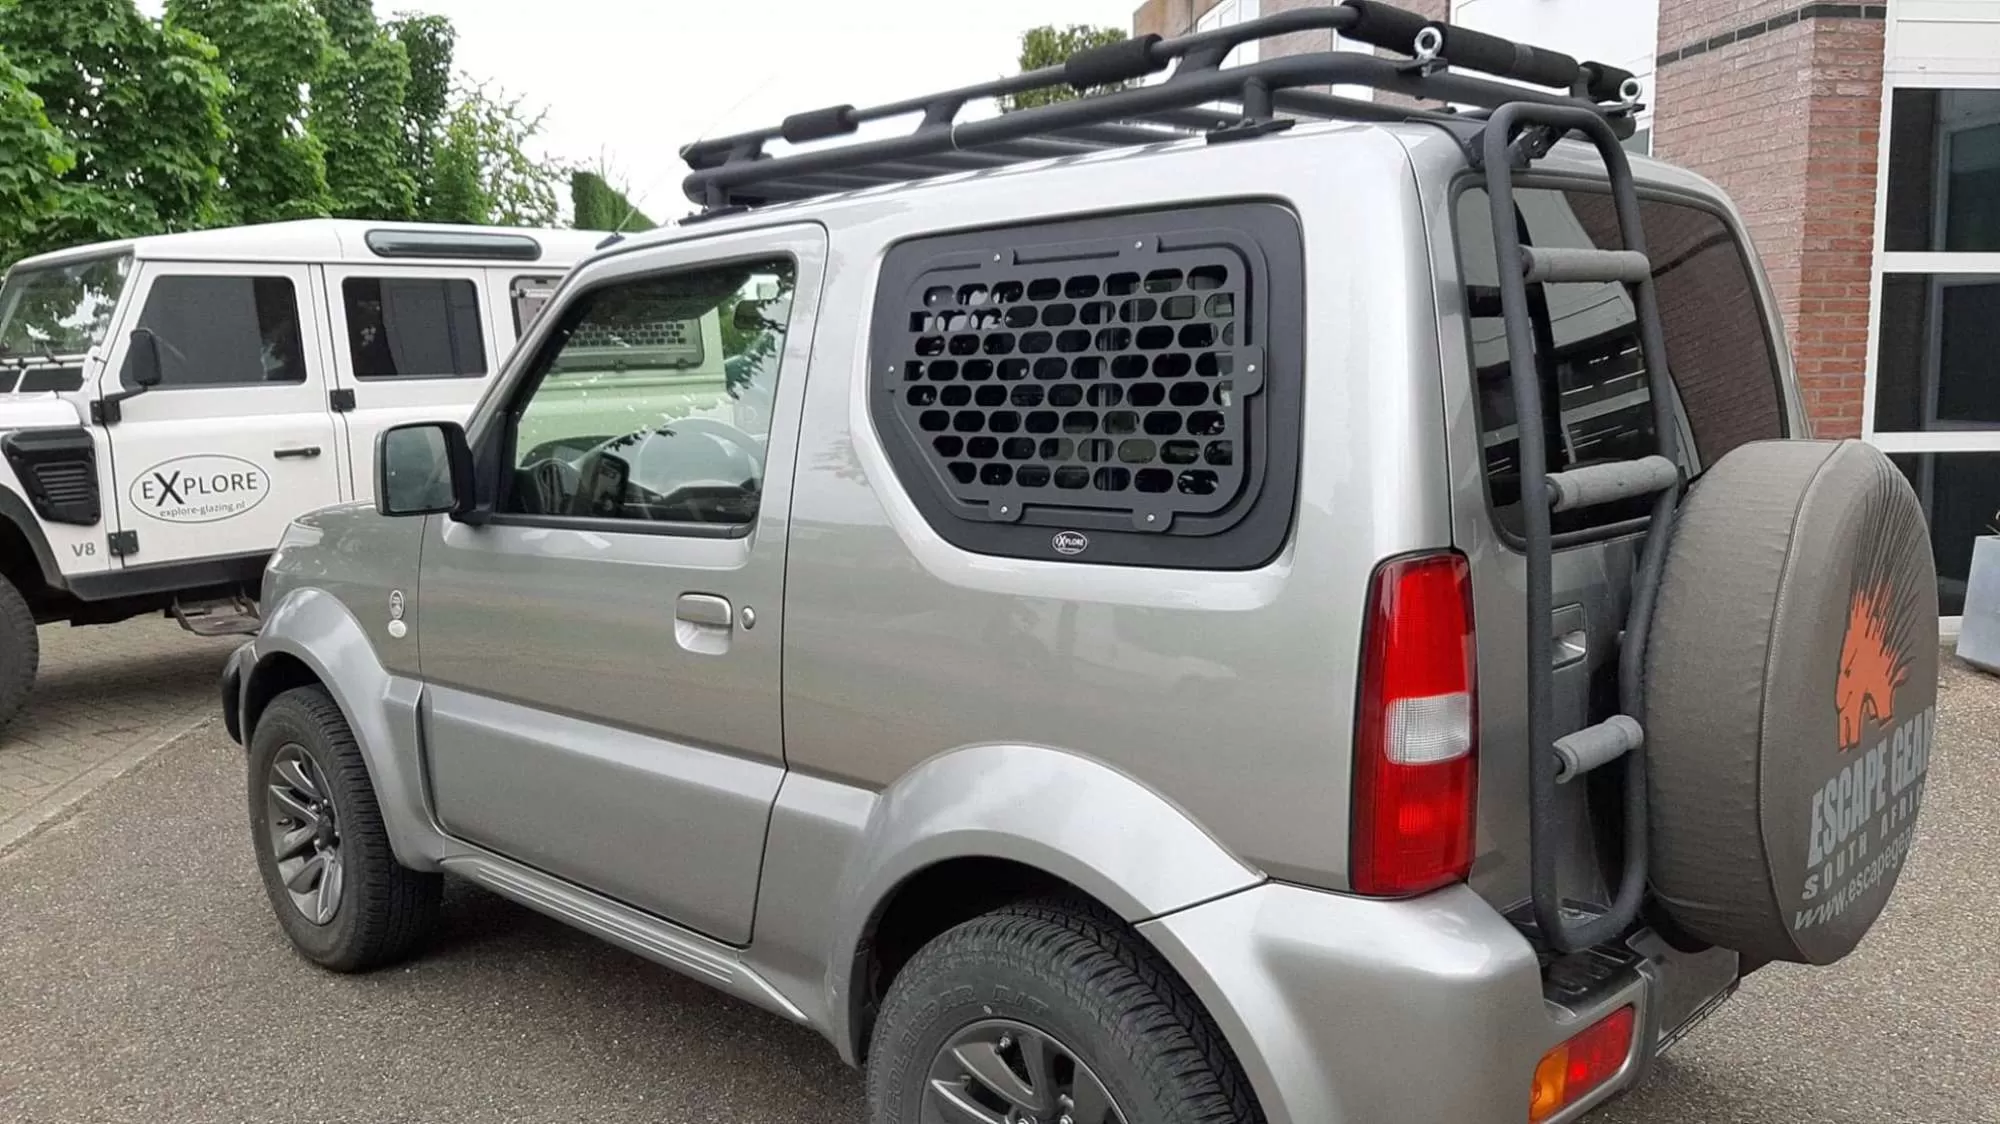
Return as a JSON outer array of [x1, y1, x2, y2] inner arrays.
[[139, 0, 1140, 222]]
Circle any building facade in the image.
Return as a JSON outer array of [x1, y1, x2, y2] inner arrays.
[[1133, 0, 2000, 616]]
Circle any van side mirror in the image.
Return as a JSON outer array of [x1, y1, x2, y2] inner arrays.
[[126, 327, 163, 389], [377, 421, 474, 518]]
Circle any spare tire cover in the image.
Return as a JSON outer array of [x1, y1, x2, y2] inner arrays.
[[1645, 439, 1938, 965]]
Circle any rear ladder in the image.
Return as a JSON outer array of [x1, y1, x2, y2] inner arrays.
[[1476, 104, 1684, 953]]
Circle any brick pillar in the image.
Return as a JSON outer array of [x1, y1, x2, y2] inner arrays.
[[1652, 4, 1886, 438]]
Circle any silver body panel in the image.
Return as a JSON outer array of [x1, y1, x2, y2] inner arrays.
[[236, 120, 1790, 1123]]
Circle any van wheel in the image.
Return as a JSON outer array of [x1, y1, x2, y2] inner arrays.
[[247, 685, 441, 972], [0, 575, 38, 729], [866, 900, 1261, 1124]]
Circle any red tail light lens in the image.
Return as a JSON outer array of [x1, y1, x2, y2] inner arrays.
[[1529, 1006, 1637, 1121], [1351, 552, 1477, 896]]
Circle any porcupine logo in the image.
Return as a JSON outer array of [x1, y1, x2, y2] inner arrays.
[[1835, 472, 1924, 752]]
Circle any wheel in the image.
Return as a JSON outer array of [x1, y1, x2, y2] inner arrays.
[[1644, 440, 1938, 964], [0, 574, 39, 729], [246, 685, 441, 971], [866, 899, 1261, 1124]]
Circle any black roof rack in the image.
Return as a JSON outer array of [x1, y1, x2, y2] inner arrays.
[[680, 0, 1643, 210]]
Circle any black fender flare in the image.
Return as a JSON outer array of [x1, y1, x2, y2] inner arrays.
[[0, 486, 65, 591]]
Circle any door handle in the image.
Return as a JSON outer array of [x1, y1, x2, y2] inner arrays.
[[274, 446, 322, 460], [1552, 603, 1587, 668], [675, 594, 733, 628]]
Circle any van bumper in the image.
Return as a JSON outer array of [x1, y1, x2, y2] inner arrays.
[[1138, 882, 1731, 1124]]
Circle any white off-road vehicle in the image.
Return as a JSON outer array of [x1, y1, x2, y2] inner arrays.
[[0, 220, 607, 725]]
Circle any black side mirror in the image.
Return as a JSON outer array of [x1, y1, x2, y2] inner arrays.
[[126, 327, 163, 389], [376, 421, 474, 518]]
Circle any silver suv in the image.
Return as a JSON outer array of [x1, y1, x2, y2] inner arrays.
[[223, 5, 1940, 1122]]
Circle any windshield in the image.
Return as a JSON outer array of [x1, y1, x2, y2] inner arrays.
[[0, 255, 131, 360]]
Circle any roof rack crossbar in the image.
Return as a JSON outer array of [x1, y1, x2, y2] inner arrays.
[[683, 1, 1640, 209]]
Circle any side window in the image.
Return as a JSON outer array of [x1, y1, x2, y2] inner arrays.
[[865, 204, 1304, 569], [510, 275, 564, 335], [342, 277, 486, 379], [126, 275, 304, 389], [501, 257, 796, 529], [1455, 187, 1786, 535]]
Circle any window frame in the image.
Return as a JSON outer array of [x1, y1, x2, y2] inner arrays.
[[477, 249, 803, 542], [122, 271, 309, 391], [339, 274, 489, 382], [1445, 172, 1793, 550]]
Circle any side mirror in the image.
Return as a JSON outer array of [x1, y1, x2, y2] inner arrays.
[[376, 421, 474, 518], [126, 327, 163, 389]]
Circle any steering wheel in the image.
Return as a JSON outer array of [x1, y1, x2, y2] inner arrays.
[[525, 456, 582, 515], [620, 417, 765, 521]]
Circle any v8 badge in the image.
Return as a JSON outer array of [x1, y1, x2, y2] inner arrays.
[[387, 590, 408, 639]]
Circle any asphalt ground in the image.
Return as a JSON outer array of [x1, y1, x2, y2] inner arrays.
[[1, 660, 1995, 1123]]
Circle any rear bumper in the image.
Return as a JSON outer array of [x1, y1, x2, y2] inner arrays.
[[1138, 882, 1734, 1124]]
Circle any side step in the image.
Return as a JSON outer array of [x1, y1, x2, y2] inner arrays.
[[172, 595, 261, 637]]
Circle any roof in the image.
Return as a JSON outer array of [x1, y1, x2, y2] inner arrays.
[[9, 219, 605, 272]]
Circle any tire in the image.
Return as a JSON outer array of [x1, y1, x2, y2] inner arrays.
[[0, 574, 38, 729], [867, 899, 1261, 1124], [1644, 439, 1938, 965], [246, 685, 441, 972]]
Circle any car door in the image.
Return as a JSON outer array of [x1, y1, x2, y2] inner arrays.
[[322, 264, 499, 504], [416, 225, 824, 945], [101, 261, 344, 569]]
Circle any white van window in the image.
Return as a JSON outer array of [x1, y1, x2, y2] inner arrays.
[[511, 275, 564, 335], [125, 275, 306, 389], [342, 277, 486, 379]]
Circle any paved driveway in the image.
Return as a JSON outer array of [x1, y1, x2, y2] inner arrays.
[[1, 625, 1995, 1122], [0, 617, 237, 851]]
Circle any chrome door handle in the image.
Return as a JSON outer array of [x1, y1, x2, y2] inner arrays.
[[1552, 604, 1587, 668], [274, 446, 322, 459], [675, 594, 733, 627]]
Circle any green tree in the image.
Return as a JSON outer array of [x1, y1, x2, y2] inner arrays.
[[570, 168, 655, 232], [422, 81, 560, 227], [0, 48, 76, 266], [390, 12, 453, 215], [312, 0, 416, 219], [0, 0, 230, 253], [168, 0, 333, 225], [1002, 24, 1129, 112]]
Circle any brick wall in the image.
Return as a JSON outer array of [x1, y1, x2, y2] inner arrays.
[[1653, 8, 1885, 438]]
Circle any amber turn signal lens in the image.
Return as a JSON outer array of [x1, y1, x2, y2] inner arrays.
[[1528, 1005, 1636, 1121]]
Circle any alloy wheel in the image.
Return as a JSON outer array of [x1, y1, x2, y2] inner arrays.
[[265, 745, 343, 925], [923, 1019, 1126, 1124]]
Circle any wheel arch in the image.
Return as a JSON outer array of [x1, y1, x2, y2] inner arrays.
[[0, 486, 64, 593], [814, 743, 1265, 1066], [242, 587, 445, 870]]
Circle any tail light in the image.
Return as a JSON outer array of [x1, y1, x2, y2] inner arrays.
[[1351, 552, 1477, 896], [1529, 1006, 1637, 1121]]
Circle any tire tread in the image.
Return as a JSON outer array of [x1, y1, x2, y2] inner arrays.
[[869, 897, 1262, 1124], [0, 575, 39, 728]]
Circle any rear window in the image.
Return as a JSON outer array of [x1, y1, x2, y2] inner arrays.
[[1455, 187, 1786, 536], [342, 277, 486, 379]]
